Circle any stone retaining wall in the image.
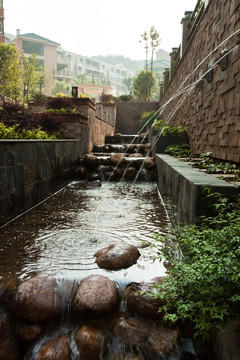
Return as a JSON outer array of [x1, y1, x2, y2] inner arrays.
[[155, 154, 239, 223], [115, 101, 159, 134], [0, 140, 84, 226], [29, 98, 116, 153], [159, 0, 240, 162]]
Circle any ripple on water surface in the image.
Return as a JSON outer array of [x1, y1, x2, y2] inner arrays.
[[0, 181, 168, 287]]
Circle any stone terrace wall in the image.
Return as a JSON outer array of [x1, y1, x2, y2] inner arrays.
[[0, 140, 84, 226], [115, 101, 159, 134], [29, 98, 116, 153], [159, 0, 240, 162]]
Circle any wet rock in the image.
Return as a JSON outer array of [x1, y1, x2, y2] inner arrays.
[[110, 153, 126, 166], [86, 179, 102, 188], [149, 326, 180, 357], [75, 325, 105, 360], [87, 172, 102, 182], [139, 132, 148, 143], [17, 323, 43, 343], [95, 243, 140, 270], [125, 143, 137, 153], [0, 309, 20, 360], [11, 273, 61, 323], [85, 154, 99, 167], [76, 166, 86, 179], [137, 144, 145, 153], [74, 275, 119, 315], [114, 317, 147, 346], [124, 167, 138, 180], [144, 156, 155, 169], [125, 281, 166, 319], [105, 133, 122, 144], [99, 157, 111, 165], [37, 335, 71, 360], [129, 153, 143, 158]]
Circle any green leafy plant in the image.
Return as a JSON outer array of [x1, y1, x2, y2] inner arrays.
[[46, 107, 80, 114], [152, 190, 240, 340], [30, 92, 47, 103], [165, 144, 193, 158], [161, 125, 187, 136], [0, 122, 58, 139], [117, 94, 133, 101]]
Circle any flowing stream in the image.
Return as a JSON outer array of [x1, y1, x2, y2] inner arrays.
[[0, 181, 167, 288]]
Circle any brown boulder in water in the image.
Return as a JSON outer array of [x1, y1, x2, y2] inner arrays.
[[11, 273, 61, 323], [125, 281, 166, 319], [37, 335, 71, 360], [75, 325, 105, 360], [95, 242, 140, 270], [74, 275, 119, 316]]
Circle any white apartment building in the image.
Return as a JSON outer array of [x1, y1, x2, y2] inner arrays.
[[5, 31, 133, 96]]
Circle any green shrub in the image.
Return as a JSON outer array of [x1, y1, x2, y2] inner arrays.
[[46, 108, 80, 114], [153, 190, 240, 339], [139, 110, 159, 126], [0, 122, 58, 139]]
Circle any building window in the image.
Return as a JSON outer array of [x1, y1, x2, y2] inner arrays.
[[22, 40, 44, 56]]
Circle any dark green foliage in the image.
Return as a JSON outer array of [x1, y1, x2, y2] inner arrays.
[[46, 97, 75, 110], [30, 92, 48, 103], [34, 113, 65, 136], [0, 101, 65, 137], [0, 101, 36, 130], [117, 94, 133, 101], [153, 191, 240, 339]]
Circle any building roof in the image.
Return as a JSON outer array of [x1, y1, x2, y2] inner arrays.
[[20, 33, 60, 45]]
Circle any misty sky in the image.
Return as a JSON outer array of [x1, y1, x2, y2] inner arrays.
[[4, 0, 197, 59]]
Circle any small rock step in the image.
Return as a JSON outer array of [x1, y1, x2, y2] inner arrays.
[[105, 133, 148, 145]]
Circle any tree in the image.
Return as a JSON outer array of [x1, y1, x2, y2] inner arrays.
[[139, 31, 149, 70], [133, 70, 156, 100], [22, 53, 45, 101], [0, 43, 22, 100], [123, 77, 133, 95], [51, 80, 69, 96], [149, 26, 161, 71], [139, 27, 161, 71]]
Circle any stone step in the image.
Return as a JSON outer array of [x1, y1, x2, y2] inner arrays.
[[105, 133, 148, 145]]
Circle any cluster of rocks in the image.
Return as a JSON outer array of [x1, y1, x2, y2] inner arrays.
[[0, 273, 180, 360], [0, 242, 190, 360], [76, 133, 156, 182]]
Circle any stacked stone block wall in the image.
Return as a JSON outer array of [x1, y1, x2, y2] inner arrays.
[[159, 0, 240, 162], [115, 101, 159, 134], [0, 140, 85, 226]]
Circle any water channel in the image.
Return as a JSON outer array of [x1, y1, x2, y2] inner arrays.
[[1, 180, 194, 360]]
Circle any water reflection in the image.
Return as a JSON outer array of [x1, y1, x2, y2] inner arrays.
[[0, 182, 168, 288]]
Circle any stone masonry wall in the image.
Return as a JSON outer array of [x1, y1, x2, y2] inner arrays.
[[0, 140, 84, 226], [29, 98, 115, 152], [115, 101, 159, 134], [159, 0, 240, 162]]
